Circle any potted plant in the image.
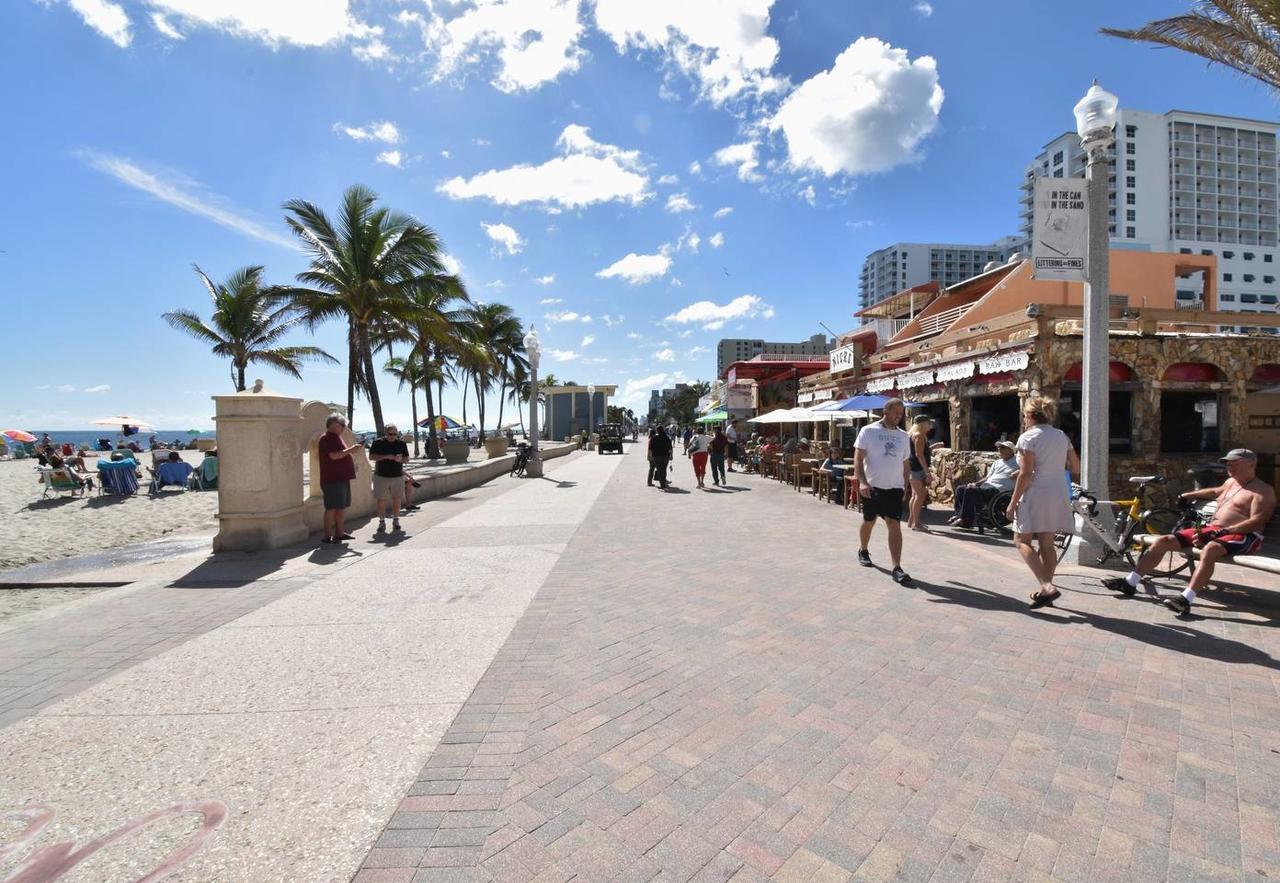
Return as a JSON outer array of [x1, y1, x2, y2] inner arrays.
[[482, 430, 509, 459], [442, 435, 470, 464]]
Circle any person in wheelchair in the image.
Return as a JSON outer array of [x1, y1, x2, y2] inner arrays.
[[949, 440, 1020, 529]]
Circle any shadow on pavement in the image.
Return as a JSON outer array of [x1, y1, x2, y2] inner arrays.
[[914, 578, 1280, 670]]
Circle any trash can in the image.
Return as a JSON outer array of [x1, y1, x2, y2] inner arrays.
[[1186, 462, 1228, 490]]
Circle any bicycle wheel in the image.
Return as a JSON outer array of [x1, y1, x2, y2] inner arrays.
[[1123, 508, 1190, 577], [1055, 532, 1073, 563]]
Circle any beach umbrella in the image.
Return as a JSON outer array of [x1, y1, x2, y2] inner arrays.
[[91, 415, 155, 430], [3, 430, 36, 443], [418, 415, 464, 431], [187, 428, 202, 435]]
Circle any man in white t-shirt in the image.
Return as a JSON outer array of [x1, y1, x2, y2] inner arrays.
[[725, 421, 739, 472], [854, 398, 913, 585]]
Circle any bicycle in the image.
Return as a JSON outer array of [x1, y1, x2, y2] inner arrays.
[[1055, 475, 1194, 576], [510, 442, 531, 478]]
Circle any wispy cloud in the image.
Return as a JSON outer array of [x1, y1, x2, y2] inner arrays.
[[69, 0, 132, 47], [80, 150, 297, 250], [83, 384, 111, 393], [376, 150, 404, 167]]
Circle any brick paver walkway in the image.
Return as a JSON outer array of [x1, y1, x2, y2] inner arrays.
[[359, 448, 1280, 882]]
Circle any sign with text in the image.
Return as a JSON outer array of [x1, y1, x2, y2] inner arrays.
[[829, 344, 858, 374], [977, 350, 1030, 375], [1032, 177, 1087, 281]]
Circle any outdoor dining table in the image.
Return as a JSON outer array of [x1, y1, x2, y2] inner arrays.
[[831, 464, 857, 508]]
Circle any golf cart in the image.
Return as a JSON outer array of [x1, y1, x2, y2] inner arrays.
[[597, 423, 624, 454]]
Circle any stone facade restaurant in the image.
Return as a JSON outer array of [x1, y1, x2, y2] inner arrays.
[[814, 251, 1280, 495], [722, 355, 831, 413]]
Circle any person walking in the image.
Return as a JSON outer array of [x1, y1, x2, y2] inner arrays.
[[1005, 397, 1079, 608], [906, 415, 938, 531], [688, 426, 712, 488], [853, 398, 913, 585], [370, 423, 409, 534], [682, 426, 693, 456], [725, 421, 739, 472], [319, 413, 362, 545], [709, 427, 729, 486], [649, 426, 673, 489]]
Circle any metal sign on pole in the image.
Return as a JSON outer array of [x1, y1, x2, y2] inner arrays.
[[1031, 178, 1088, 282]]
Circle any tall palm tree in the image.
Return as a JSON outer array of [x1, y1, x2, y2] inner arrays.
[[468, 303, 528, 435], [384, 355, 432, 457], [162, 264, 336, 391], [390, 278, 470, 458], [283, 185, 447, 435], [1103, 2, 1280, 92]]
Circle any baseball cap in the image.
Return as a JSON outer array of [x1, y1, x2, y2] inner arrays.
[[912, 414, 934, 424], [995, 440, 1016, 450], [1220, 448, 1258, 462]]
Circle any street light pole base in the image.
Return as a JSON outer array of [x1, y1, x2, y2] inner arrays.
[[524, 457, 543, 478]]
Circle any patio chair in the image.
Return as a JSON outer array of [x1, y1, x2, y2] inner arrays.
[[98, 461, 139, 496], [37, 466, 86, 500]]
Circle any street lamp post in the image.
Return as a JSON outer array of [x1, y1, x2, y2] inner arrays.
[[1074, 81, 1119, 564], [587, 383, 596, 450], [523, 327, 543, 477]]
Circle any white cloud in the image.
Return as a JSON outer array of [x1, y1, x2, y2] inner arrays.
[[582, 356, 609, 365], [689, 160, 702, 175], [626, 332, 642, 340], [769, 37, 944, 176], [593, 1, 786, 105], [676, 229, 700, 253], [539, 297, 562, 304], [712, 141, 762, 183], [548, 348, 581, 362], [57, 384, 77, 393], [485, 280, 507, 290], [376, 150, 404, 168], [713, 206, 733, 219], [441, 149, 452, 159], [482, 221, 525, 255], [428, 0, 586, 92], [68, 0, 132, 47], [545, 311, 592, 323], [338, 121, 402, 144], [664, 294, 773, 330], [709, 232, 725, 248], [535, 274, 556, 286], [145, 0, 379, 50], [352, 39, 392, 62], [800, 184, 816, 205], [678, 330, 693, 338], [657, 174, 678, 185], [83, 384, 111, 393], [438, 124, 650, 210], [914, 2, 934, 17], [655, 348, 677, 362], [688, 346, 709, 357], [665, 192, 696, 213], [580, 334, 595, 347], [615, 371, 678, 410], [441, 253, 463, 277], [151, 12, 184, 39], [80, 151, 297, 250], [602, 314, 625, 327], [596, 252, 672, 285]]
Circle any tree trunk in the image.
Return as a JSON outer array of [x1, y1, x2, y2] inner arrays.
[[423, 365, 440, 459], [233, 360, 245, 392], [346, 329, 357, 429], [473, 374, 486, 441], [409, 381, 420, 458], [460, 371, 470, 426], [358, 322, 385, 434], [495, 357, 509, 432]]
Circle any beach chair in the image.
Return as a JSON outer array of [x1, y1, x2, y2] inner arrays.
[[37, 466, 86, 500], [190, 456, 218, 490], [0, 441, 8, 460], [149, 459, 194, 495], [98, 462, 139, 496]]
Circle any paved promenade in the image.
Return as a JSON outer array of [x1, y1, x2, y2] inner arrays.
[[2, 444, 1279, 881]]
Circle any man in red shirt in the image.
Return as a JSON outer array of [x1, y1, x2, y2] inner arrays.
[[318, 414, 361, 544]]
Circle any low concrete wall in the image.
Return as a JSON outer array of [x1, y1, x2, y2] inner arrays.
[[300, 442, 577, 534]]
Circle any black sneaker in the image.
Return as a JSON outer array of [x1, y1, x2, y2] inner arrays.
[[392, 519, 401, 532], [375, 521, 386, 534], [1102, 576, 1137, 596], [1163, 595, 1191, 616], [892, 567, 913, 587], [857, 549, 872, 567]]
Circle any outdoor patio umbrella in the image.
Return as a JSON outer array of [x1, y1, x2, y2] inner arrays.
[[834, 395, 922, 412], [749, 408, 793, 423], [418, 415, 464, 431], [695, 410, 728, 424], [2, 430, 36, 443], [91, 415, 155, 430]]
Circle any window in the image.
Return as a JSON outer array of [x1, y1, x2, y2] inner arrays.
[[1126, 193, 1136, 205], [1244, 274, 1256, 283], [1109, 224, 1116, 235], [1126, 159, 1136, 171], [1126, 176, 1136, 188], [1126, 227, 1137, 239], [1224, 273, 1233, 281], [1245, 252, 1255, 260], [1053, 150, 1063, 165], [1202, 249, 1214, 256], [1180, 247, 1193, 254], [1221, 293, 1236, 302], [1126, 210, 1136, 221], [1241, 293, 1258, 302], [1161, 392, 1221, 453], [1267, 254, 1274, 263], [1126, 143, 1136, 154], [1263, 294, 1279, 304], [1053, 169, 1063, 178], [1266, 276, 1276, 285], [1224, 251, 1235, 258], [1126, 125, 1137, 138]]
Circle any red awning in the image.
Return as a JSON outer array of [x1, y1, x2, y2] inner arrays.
[[722, 359, 831, 381]]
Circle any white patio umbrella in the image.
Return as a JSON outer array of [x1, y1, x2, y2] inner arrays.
[[749, 408, 793, 423], [91, 415, 155, 430]]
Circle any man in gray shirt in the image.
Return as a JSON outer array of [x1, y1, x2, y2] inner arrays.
[[950, 440, 1020, 529]]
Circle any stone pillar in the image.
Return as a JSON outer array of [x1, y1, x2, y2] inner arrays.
[[212, 387, 309, 552], [1221, 376, 1249, 451], [948, 393, 967, 451]]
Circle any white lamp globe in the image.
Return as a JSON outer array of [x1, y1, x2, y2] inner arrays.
[[523, 327, 540, 363], [1074, 81, 1119, 140]]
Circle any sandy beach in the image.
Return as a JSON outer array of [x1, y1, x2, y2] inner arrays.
[[0, 452, 219, 572]]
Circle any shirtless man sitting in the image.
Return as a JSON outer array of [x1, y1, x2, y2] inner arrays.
[[1102, 448, 1276, 615]]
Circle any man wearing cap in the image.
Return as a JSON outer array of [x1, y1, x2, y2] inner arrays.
[[949, 441, 1020, 529], [1103, 448, 1275, 614]]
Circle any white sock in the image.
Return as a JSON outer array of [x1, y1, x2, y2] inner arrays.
[[1125, 571, 1142, 587], [1182, 588, 1196, 603]]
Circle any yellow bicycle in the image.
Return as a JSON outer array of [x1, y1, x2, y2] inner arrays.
[[1057, 475, 1188, 575]]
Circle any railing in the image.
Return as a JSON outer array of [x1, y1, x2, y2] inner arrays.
[[912, 304, 973, 339]]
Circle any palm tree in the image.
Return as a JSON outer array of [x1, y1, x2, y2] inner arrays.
[[1103, 2, 1280, 92], [468, 303, 527, 436], [162, 264, 336, 391], [384, 355, 433, 457], [283, 185, 447, 435]]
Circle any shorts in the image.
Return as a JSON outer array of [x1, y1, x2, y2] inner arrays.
[[728, 443, 739, 459], [1174, 525, 1263, 556], [321, 481, 351, 511], [373, 474, 404, 503], [909, 469, 927, 482], [861, 487, 904, 523]]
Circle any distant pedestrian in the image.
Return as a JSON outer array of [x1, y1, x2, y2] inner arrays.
[[648, 427, 673, 489], [319, 414, 362, 544], [1005, 397, 1079, 608], [709, 427, 728, 486], [853, 398, 913, 585], [725, 421, 739, 472], [688, 427, 711, 488], [682, 426, 693, 455], [906, 415, 940, 532], [370, 423, 409, 534]]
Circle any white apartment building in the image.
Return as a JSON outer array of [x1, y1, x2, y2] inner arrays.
[[716, 333, 833, 378], [858, 238, 1021, 310], [1017, 109, 1280, 322]]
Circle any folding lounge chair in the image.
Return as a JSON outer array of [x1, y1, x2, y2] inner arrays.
[[189, 456, 218, 490], [149, 460, 193, 495], [38, 466, 86, 500], [98, 462, 140, 496]]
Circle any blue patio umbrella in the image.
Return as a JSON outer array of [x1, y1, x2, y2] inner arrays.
[[834, 395, 923, 411]]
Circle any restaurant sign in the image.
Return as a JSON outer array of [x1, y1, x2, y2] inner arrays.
[[866, 376, 896, 394], [977, 351, 1030, 375], [935, 361, 976, 382], [829, 343, 858, 374], [1032, 177, 1087, 282], [898, 369, 935, 390]]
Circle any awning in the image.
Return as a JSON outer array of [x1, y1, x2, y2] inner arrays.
[[695, 410, 728, 423]]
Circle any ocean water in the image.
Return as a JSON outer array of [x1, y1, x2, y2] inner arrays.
[[21, 430, 216, 449]]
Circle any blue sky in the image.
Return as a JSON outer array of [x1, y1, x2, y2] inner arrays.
[[3, 0, 1278, 430]]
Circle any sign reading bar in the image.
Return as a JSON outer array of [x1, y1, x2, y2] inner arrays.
[[1032, 177, 1087, 282], [977, 351, 1030, 375], [829, 344, 858, 374]]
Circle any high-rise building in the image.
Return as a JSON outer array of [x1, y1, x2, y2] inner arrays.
[[1017, 108, 1280, 317], [716, 333, 833, 378], [858, 238, 1020, 310]]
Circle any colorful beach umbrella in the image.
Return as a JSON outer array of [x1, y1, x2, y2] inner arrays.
[[418, 415, 465, 431], [3, 430, 36, 443]]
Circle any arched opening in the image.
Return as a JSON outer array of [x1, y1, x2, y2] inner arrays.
[[1159, 363, 1223, 453], [1250, 364, 1280, 385], [1060, 361, 1138, 454], [1161, 362, 1223, 382]]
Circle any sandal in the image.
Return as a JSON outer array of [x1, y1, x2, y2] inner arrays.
[[1028, 589, 1061, 609]]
